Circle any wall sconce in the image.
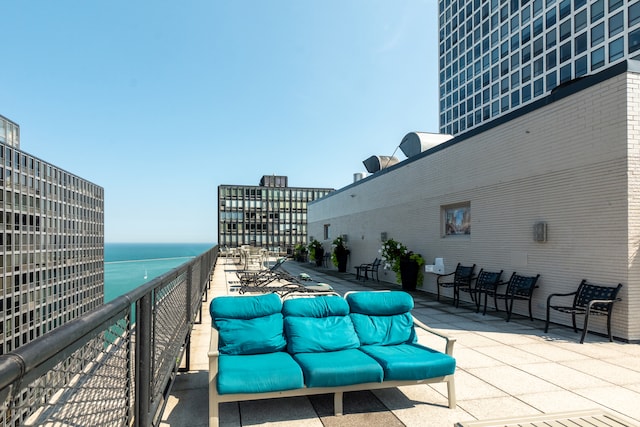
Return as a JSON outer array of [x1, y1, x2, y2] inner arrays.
[[533, 222, 547, 242], [380, 232, 388, 241], [341, 234, 348, 242]]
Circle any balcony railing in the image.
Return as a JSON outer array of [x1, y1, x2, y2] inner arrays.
[[0, 245, 218, 427]]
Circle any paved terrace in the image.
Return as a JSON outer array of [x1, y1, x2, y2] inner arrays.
[[160, 258, 640, 427]]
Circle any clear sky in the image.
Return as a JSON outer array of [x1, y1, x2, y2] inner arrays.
[[1, 1, 439, 244]]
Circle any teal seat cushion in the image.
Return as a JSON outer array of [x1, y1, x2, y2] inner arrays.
[[283, 295, 349, 317], [346, 291, 414, 315], [346, 292, 417, 346], [211, 294, 286, 355], [283, 296, 359, 353], [217, 352, 304, 394], [293, 349, 383, 387], [350, 312, 416, 345], [359, 343, 456, 381]]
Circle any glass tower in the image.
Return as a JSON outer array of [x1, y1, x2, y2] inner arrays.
[[438, 0, 640, 136]]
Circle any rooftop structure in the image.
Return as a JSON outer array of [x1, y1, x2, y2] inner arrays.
[[438, 0, 640, 135]]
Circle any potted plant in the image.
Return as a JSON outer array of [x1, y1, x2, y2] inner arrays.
[[331, 236, 350, 272], [307, 239, 324, 267], [293, 244, 308, 262], [380, 238, 425, 290]]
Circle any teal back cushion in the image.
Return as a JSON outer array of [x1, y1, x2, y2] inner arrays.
[[346, 291, 417, 346], [211, 294, 286, 355], [283, 296, 360, 353]]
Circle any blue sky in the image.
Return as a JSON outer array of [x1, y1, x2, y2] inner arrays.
[[1, 1, 438, 243]]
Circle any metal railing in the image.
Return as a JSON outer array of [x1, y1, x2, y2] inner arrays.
[[0, 245, 218, 427]]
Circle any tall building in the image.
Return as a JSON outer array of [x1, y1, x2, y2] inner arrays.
[[438, 0, 640, 135], [0, 115, 104, 355], [218, 176, 333, 253]]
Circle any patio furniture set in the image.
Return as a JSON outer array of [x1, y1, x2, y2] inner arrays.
[[435, 263, 623, 344]]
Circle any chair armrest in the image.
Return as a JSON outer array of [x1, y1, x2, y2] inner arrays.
[[546, 291, 577, 305], [586, 298, 621, 311], [413, 316, 456, 356], [208, 327, 220, 359], [437, 271, 455, 283]]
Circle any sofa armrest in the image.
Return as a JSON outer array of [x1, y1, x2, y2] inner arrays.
[[413, 316, 456, 356]]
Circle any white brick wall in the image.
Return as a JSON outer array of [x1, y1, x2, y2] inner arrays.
[[309, 71, 640, 342]]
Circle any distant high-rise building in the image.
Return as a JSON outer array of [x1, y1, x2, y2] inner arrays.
[[218, 176, 333, 253], [438, 0, 640, 135], [0, 114, 104, 356]]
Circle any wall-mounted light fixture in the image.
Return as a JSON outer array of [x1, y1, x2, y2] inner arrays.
[[380, 232, 388, 241], [533, 222, 547, 242]]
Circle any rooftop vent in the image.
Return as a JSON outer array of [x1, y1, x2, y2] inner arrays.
[[399, 132, 453, 158], [362, 155, 399, 173]]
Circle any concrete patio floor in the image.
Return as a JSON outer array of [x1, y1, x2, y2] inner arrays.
[[160, 257, 640, 427]]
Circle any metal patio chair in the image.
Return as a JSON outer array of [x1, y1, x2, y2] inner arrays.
[[493, 272, 540, 322], [545, 280, 622, 343], [436, 263, 476, 306]]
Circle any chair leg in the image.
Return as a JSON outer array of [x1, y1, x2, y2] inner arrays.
[[544, 305, 551, 333], [607, 312, 614, 342], [528, 298, 534, 321], [580, 312, 591, 344], [572, 313, 578, 333], [437, 284, 441, 301], [506, 298, 513, 322]]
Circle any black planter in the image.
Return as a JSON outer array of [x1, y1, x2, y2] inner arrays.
[[335, 249, 348, 272], [400, 259, 419, 291], [314, 248, 324, 267]]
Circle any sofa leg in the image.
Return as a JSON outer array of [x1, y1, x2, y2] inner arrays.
[[447, 378, 457, 409], [334, 391, 344, 416]]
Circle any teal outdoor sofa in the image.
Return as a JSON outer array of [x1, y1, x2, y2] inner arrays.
[[207, 291, 457, 427]]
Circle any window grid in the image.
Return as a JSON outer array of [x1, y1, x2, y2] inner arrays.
[[439, 0, 640, 136]]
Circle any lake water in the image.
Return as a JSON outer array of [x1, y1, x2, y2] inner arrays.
[[104, 243, 215, 302]]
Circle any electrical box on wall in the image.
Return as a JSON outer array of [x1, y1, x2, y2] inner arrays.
[[533, 222, 547, 242]]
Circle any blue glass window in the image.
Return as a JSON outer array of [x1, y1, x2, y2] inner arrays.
[[546, 71, 557, 91], [574, 0, 587, 10], [522, 83, 532, 102], [575, 32, 587, 55], [630, 2, 640, 27], [522, 64, 532, 82], [534, 37, 544, 56], [591, 46, 605, 69], [533, 0, 543, 16], [511, 70, 520, 88], [534, 57, 544, 76], [501, 95, 509, 112], [609, 11, 624, 37], [522, 7, 531, 24], [522, 44, 532, 62], [511, 52, 520, 68], [501, 59, 510, 76], [501, 77, 509, 93], [533, 16, 544, 36], [591, 22, 605, 46], [492, 82, 500, 98], [609, 0, 623, 13], [575, 55, 588, 76], [560, 63, 572, 83], [492, 100, 500, 116], [575, 9, 587, 32], [546, 50, 557, 69], [592, 0, 604, 22], [511, 90, 520, 107], [609, 37, 624, 61], [560, 41, 572, 62], [560, 20, 571, 41], [522, 25, 531, 43], [629, 27, 640, 54], [546, 28, 557, 49], [560, 0, 572, 19], [546, 8, 557, 27], [534, 77, 544, 96]]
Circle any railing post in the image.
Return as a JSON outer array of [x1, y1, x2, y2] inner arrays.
[[135, 292, 153, 427]]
